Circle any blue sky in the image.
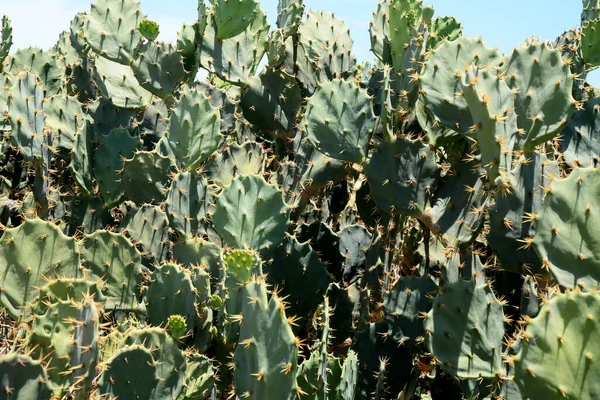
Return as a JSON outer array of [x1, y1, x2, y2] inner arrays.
[[2, 0, 597, 84]]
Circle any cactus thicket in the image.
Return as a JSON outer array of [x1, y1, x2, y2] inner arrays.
[[0, 0, 599, 398]]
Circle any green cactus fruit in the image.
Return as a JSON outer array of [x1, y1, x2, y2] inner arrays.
[[166, 86, 221, 169], [241, 69, 302, 134], [139, 18, 159, 41], [514, 292, 600, 400], [206, 141, 265, 186], [533, 167, 600, 290], [98, 345, 160, 399], [179, 353, 215, 399], [0, 354, 52, 399], [167, 314, 188, 339], [301, 79, 376, 163], [3, 47, 64, 95], [120, 205, 170, 262], [213, 174, 290, 250], [233, 279, 298, 399], [561, 95, 600, 168], [297, 10, 356, 79], [427, 16, 463, 51], [81, 0, 147, 64], [427, 159, 490, 248], [263, 236, 330, 325], [122, 150, 176, 205], [93, 56, 153, 109], [365, 136, 439, 216], [80, 230, 143, 311], [0, 218, 81, 318], [7, 71, 46, 163], [95, 127, 141, 207], [69, 122, 93, 194], [166, 171, 215, 237], [488, 151, 559, 274], [501, 41, 576, 151], [224, 248, 262, 284], [199, 6, 269, 84], [419, 36, 503, 134], [122, 327, 187, 399], [424, 280, 505, 379], [383, 276, 438, 350]]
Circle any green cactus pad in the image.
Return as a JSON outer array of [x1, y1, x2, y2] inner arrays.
[[533, 167, 600, 290], [213, 174, 290, 250], [419, 36, 503, 133], [199, 7, 269, 84], [424, 280, 505, 379], [166, 171, 214, 237], [389, 0, 422, 72], [0, 15, 12, 67], [44, 94, 85, 153], [428, 159, 490, 248], [213, 0, 260, 40], [488, 152, 559, 274], [240, 69, 302, 133], [172, 237, 222, 288], [69, 124, 93, 194], [131, 41, 186, 98], [93, 56, 153, 109], [80, 230, 143, 311], [427, 16, 463, 51], [33, 278, 105, 313], [122, 150, 176, 205], [0, 218, 81, 318], [98, 345, 159, 399], [369, 0, 393, 64], [3, 47, 64, 95], [561, 95, 600, 168], [206, 141, 265, 186], [582, 18, 600, 71], [180, 353, 215, 399], [277, 0, 304, 37], [364, 136, 439, 216], [501, 41, 576, 151], [81, 0, 147, 64], [122, 327, 187, 399], [0, 354, 52, 399], [233, 279, 298, 399], [7, 71, 46, 162], [95, 128, 141, 207], [263, 236, 330, 324], [166, 86, 221, 169], [120, 205, 170, 262], [514, 292, 600, 400], [383, 276, 438, 350], [302, 79, 376, 163]]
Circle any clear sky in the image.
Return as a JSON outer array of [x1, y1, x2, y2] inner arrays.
[[2, 0, 597, 84]]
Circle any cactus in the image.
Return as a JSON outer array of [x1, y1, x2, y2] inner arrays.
[[514, 292, 600, 400], [166, 171, 214, 237], [120, 205, 170, 262], [533, 167, 600, 290], [3, 47, 64, 95], [424, 280, 506, 379], [80, 230, 143, 311], [122, 150, 176, 205], [232, 279, 298, 399], [301, 79, 376, 163], [131, 41, 187, 98], [93, 55, 153, 108], [0, 354, 52, 399], [561, 95, 600, 168], [179, 353, 215, 399], [0, 218, 81, 318], [213, 174, 290, 250], [0, 15, 12, 69]]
